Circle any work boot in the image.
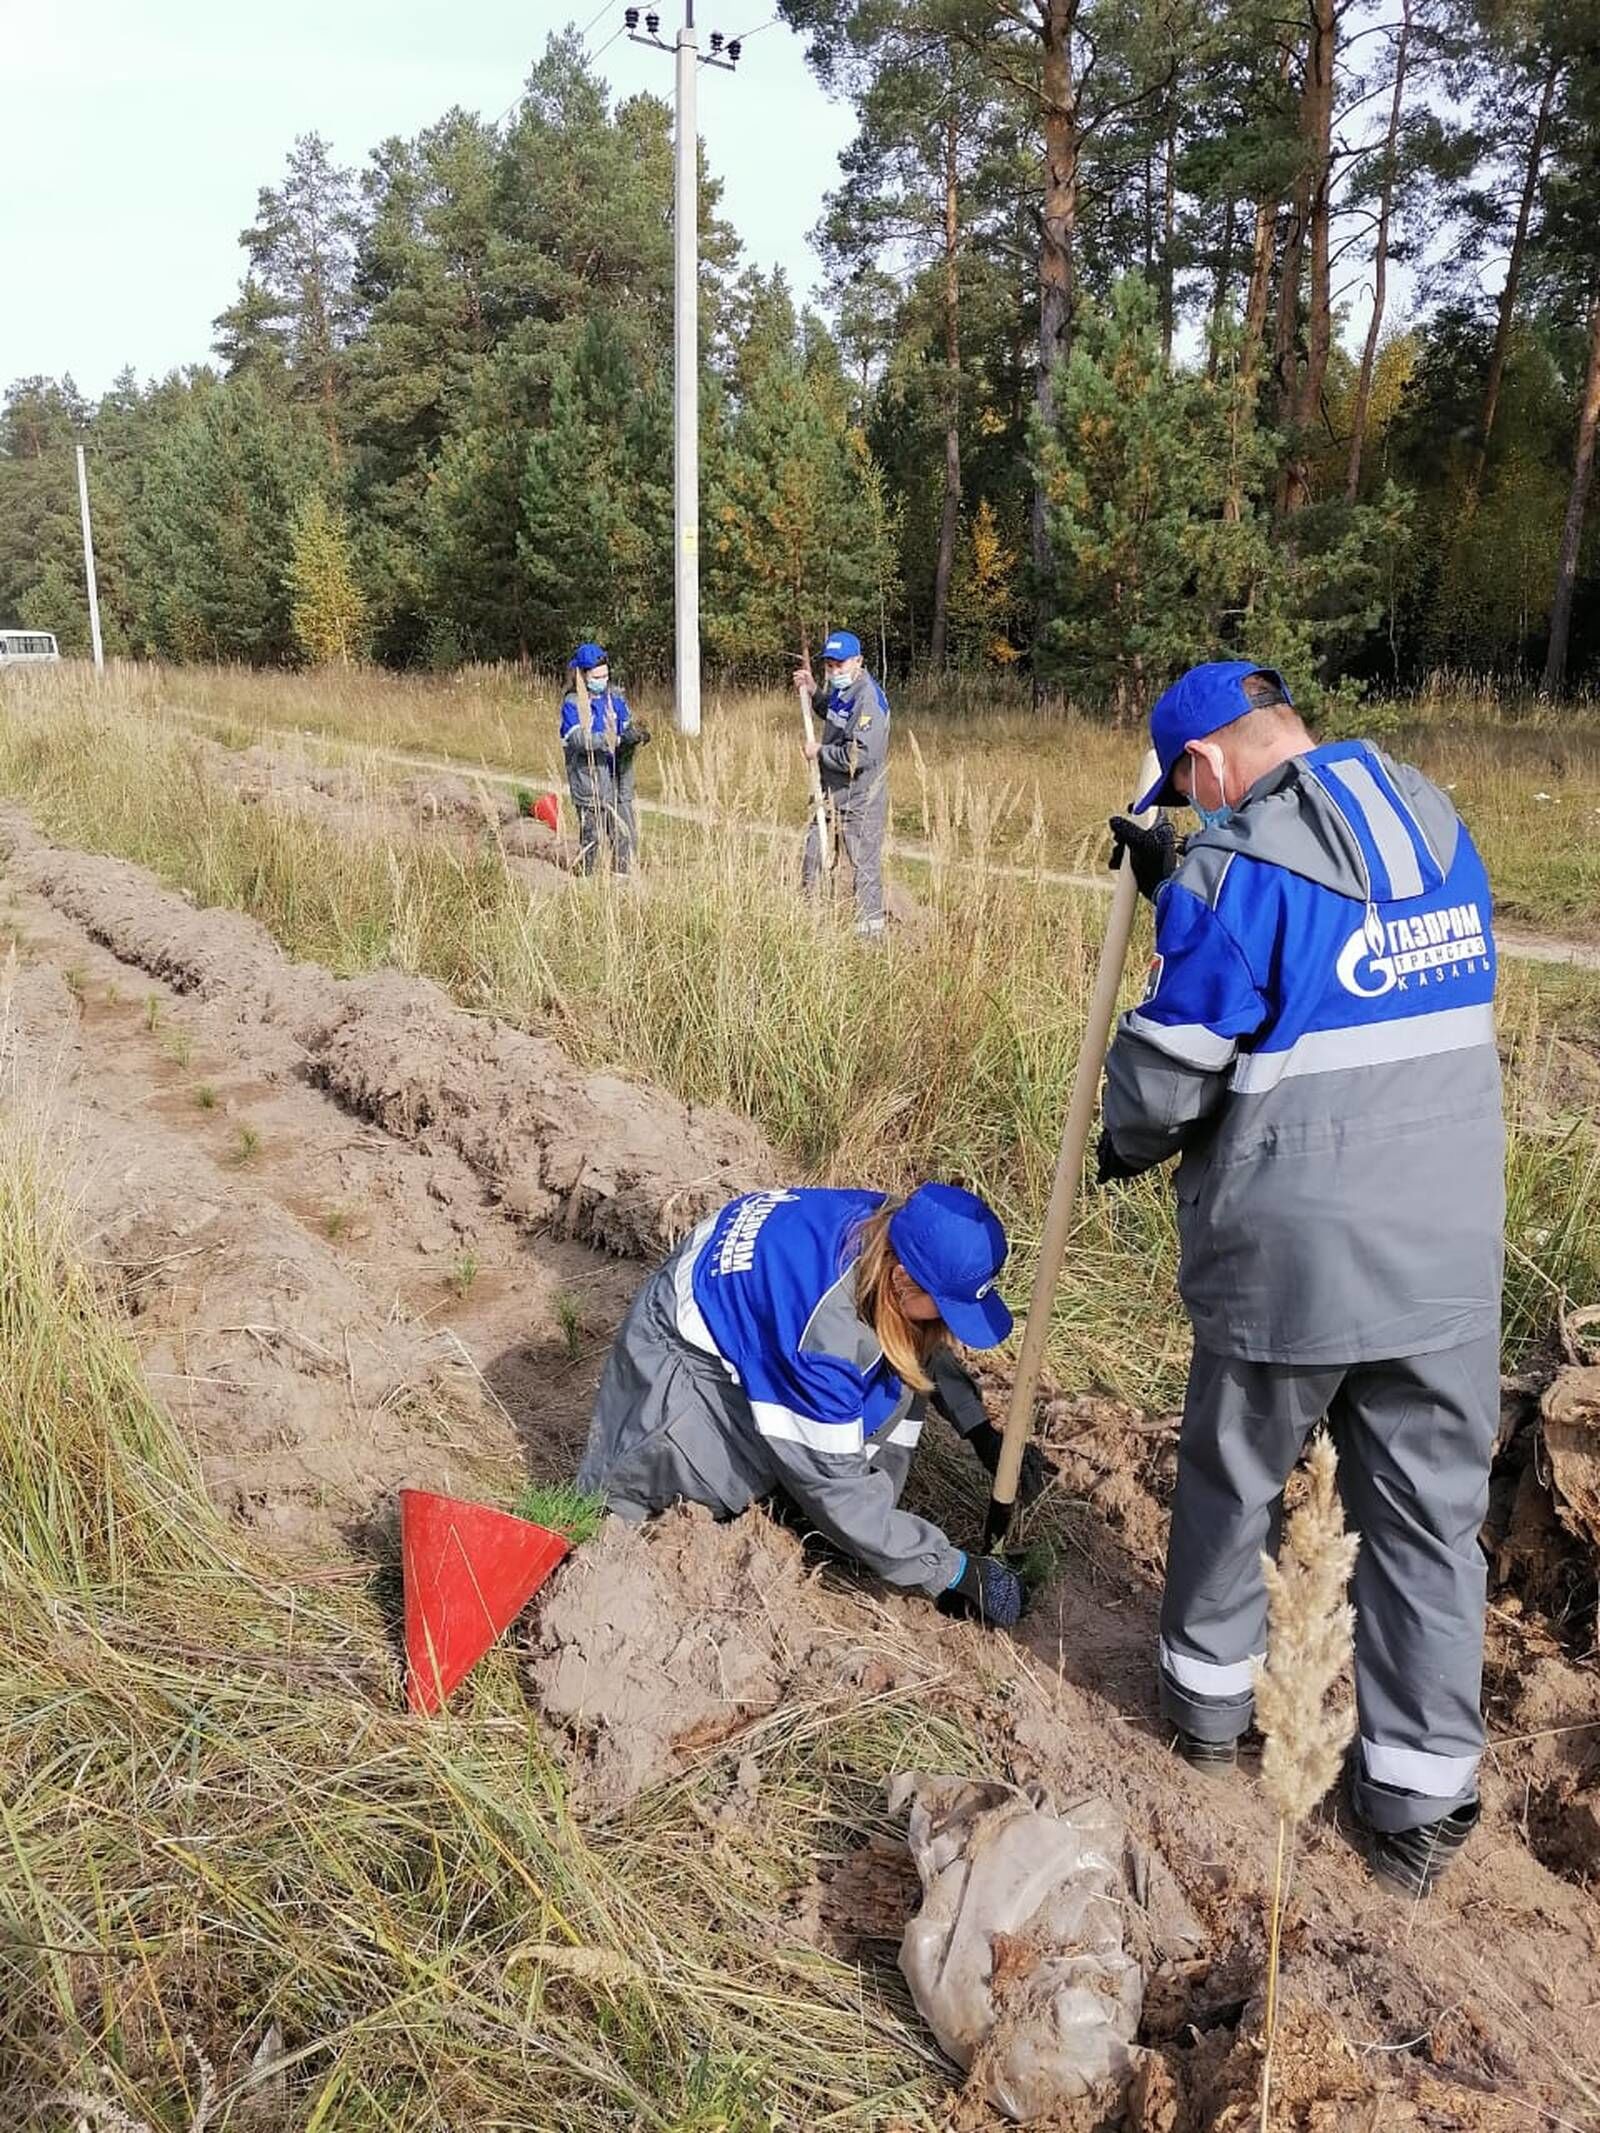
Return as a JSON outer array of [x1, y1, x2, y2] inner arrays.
[[1366, 1799, 1480, 1899], [1172, 1727, 1238, 1776]]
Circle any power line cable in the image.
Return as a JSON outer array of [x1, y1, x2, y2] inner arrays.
[[723, 13, 782, 44]]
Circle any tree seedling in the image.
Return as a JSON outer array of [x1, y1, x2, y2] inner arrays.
[[227, 1124, 262, 1166], [194, 1083, 219, 1111], [514, 1482, 605, 1546], [144, 995, 162, 1032], [323, 1205, 353, 1241], [162, 1029, 194, 1067], [556, 1291, 583, 1360], [448, 1251, 480, 1298], [63, 963, 87, 998]]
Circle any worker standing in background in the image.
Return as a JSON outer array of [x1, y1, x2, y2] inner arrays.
[[560, 643, 650, 874], [793, 630, 891, 936], [578, 1182, 1052, 1622], [1098, 661, 1504, 1900]]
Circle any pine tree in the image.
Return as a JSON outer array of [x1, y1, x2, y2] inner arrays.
[[707, 297, 899, 669], [1035, 277, 1401, 710], [287, 491, 370, 665], [0, 378, 95, 651], [128, 376, 328, 663], [213, 134, 363, 457]]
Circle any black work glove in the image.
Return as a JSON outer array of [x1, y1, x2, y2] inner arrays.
[[967, 1420, 1056, 1508], [1109, 813, 1179, 901], [937, 1552, 1027, 1630], [618, 721, 652, 753], [1095, 1125, 1145, 1185], [928, 1348, 988, 1435]]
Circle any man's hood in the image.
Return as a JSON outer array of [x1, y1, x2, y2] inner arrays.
[[1185, 740, 1458, 904]]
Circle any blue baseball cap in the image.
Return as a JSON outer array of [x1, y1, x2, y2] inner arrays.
[[1133, 660, 1292, 811], [822, 630, 861, 662], [888, 1183, 1012, 1349], [572, 642, 608, 670]]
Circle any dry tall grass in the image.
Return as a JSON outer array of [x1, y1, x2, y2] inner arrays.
[[0, 1077, 986, 2126], [1251, 1433, 1359, 2132], [0, 672, 1595, 1403], [19, 657, 1597, 937]]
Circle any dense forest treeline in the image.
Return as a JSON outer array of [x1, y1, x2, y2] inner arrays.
[[5, 0, 1600, 701]]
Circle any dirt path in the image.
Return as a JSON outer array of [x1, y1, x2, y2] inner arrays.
[[159, 701, 1600, 971]]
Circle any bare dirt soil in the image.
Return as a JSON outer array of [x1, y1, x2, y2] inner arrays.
[[0, 803, 767, 1550], [5, 790, 1600, 2128]]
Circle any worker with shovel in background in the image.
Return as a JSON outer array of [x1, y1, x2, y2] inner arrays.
[[1097, 661, 1504, 1898], [794, 629, 891, 936], [560, 642, 650, 874], [577, 1183, 1053, 1621]]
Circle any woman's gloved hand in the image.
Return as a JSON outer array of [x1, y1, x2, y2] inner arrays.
[[619, 721, 652, 751], [938, 1551, 1027, 1630], [968, 1420, 1055, 1507]]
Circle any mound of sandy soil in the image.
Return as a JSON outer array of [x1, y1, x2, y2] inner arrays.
[[0, 806, 771, 1260], [1, 958, 511, 1548]]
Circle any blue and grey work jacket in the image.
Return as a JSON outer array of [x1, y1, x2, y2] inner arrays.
[[580, 1187, 966, 1593], [559, 686, 634, 761], [810, 672, 890, 802], [1102, 740, 1504, 1366]]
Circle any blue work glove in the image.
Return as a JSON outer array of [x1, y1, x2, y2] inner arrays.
[[938, 1551, 1027, 1631]]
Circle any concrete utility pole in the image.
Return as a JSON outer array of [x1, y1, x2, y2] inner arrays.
[[625, 4, 740, 736], [75, 443, 104, 672], [673, 7, 700, 738]]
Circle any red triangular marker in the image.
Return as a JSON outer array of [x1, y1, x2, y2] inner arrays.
[[401, 1489, 569, 1715]]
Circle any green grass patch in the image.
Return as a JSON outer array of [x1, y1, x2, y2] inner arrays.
[[514, 1480, 607, 1545]]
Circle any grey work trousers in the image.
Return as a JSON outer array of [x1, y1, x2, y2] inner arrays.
[[802, 778, 887, 928], [1158, 1336, 1499, 1834], [567, 751, 637, 874]]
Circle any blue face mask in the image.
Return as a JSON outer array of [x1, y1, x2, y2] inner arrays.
[[1188, 747, 1232, 830], [584, 673, 608, 696]]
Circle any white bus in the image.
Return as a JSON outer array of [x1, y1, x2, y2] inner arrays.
[[0, 630, 61, 665]]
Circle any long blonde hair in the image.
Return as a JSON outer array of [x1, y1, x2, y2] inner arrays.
[[852, 1201, 946, 1393]]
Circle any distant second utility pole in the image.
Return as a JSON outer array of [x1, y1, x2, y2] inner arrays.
[[75, 443, 104, 673], [625, 3, 741, 737]]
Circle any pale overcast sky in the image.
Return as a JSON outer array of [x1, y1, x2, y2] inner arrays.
[[1, 1, 853, 398]]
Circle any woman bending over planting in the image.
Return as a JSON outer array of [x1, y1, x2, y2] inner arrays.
[[578, 1183, 1052, 1626]]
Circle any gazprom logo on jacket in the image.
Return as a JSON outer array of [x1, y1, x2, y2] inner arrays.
[[1336, 901, 1490, 998]]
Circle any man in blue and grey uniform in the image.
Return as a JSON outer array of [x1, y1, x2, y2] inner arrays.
[[560, 643, 649, 874], [1098, 661, 1504, 1898], [794, 629, 891, 935], [578, 1183, 1049, 1622]]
